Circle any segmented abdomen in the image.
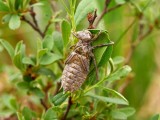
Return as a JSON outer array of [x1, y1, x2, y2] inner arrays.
[[61, 54, 89, 92]]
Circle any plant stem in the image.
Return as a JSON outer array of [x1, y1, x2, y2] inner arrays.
[[61, 97, 72, 120], [69, 0, 76, 31], [21, 16, 44, 38], [95, 0, 111, 27], [125, 25, 153, 64], [40, 99, 48, 111], [30, 7, 38, 27], [95, 0, 125, 27]]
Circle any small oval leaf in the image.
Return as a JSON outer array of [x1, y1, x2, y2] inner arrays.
[[106, 65, 132, 82], [2, 14, 12, 24], [61, 20, 71, 48], [44, 107, 58, 120], [0, 39, 14, 59], [43, 34, 54, 51], [86, 93, 129, 105], [39, 53, 62, 65], [9, 14, 21, 30], [51, 92, 69, 106]]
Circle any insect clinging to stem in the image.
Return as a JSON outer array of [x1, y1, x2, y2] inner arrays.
[[61, 30, 114, 92]]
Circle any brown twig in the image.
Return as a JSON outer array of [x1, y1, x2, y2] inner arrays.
[[53, 82, 61, 95], [30, 7, 38, 27], [61, 97, 72, 120], [21, 16, 44, 37], [125, 23, 153, 64], [40, 99, 48, 111], [119, 73, 134, 93], [95, 0, 111, 27], [107, 4, 122, 13], [44, 21, 52, 34], [87, 9, 97, 29], [95, 0, 124, 27]]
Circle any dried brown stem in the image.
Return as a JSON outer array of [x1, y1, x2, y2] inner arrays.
[[44, 21, 52, 34], [30, 7, 38, 27], [125, 25, 153, 64], [61, 97, 72, 120], [119, 73, 134, 93], [53, 82, 61, 95], [40, 99, 48, 111], [107, 4, 122, 12], [21, 16, 44, 38], [87, 9, 97, 29], [95, 4, 122, 27]]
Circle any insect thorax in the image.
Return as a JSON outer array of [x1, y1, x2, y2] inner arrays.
[[74, 40, 91, 57]]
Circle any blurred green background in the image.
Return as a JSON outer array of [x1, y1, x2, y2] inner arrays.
[[0, 0, 160, 120]]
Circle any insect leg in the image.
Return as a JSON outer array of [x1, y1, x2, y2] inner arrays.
[[69, 45, 76, 50], [65, 52, 77, 64], [91, 30, 102, 41], [77, 55, 89, 72], [91, 42, 114, 50], [89, 52, 99, 81]]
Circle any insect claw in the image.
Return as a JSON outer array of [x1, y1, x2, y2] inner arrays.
[[72, 31, 77, 38]]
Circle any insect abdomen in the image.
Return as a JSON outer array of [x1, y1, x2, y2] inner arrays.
[[61, 54, 89, 92]]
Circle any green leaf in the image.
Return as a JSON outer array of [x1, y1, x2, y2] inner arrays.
[[23, 75, 33, 82], [0, 1, 9, 12], [13, 41, 26, 71], [37, 48, 48, 65], [88, 29, 108, 34], [43, 34, 54, 51], [118, 107, 136, 117], [13, 52, 25, 71], [0, 39, 14, 59], [75, 0, 95, 26], [93, 32, 113, 66], [17, 81, 30, 90], [22, 107, 36, 120], [86, 93, 129, 105], [37, 67, 56, 80], [106, 65, 132, 82], [39, 53, 62, 65], [15, 41, 25, 54], [52, 31, 63, 55], [17, 112, 24, 120], [10, 98, 19, 111], [22, 57, 35, 66], [2, 95, 19, 111], [115, 0, 126, 4], [89, 32, 113, 75], [30, 2, 44, 7], [37, 49, 48, 59], [51, 92, 69, 106], [61, 20, 71, 48], [9, 14, 21, 30], [151, 114, 160, 120], [7, 0, 15, 11], [15, 0, 22, 10], [95, 101, 106, 113], [23, 0, 30, 8], [98, 45, 113, 67], [113, 56, 125, 65], [30, 87, 45, 98], [111, 109, 127, 119], [101, 87, 128, 104], [2, 14, 12, 24], [44, 107, 58, 120], [37, 39, 43, 51]]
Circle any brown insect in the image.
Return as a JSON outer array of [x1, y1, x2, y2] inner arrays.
[[61, 30, 114, 92]]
